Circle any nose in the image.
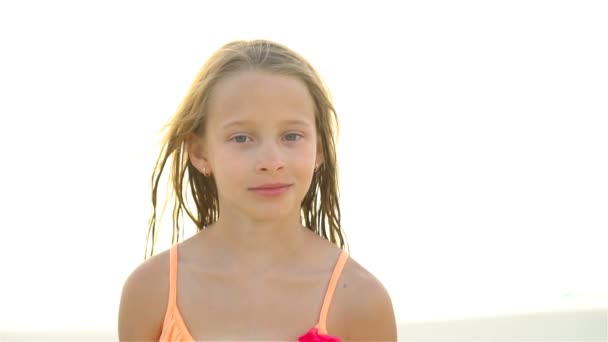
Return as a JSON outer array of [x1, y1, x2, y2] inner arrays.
[[255, 141, 285, 174]]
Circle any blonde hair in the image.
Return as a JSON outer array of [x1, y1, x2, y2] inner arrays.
[[145, 40, 346, 258]]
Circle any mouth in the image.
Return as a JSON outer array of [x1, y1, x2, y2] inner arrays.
[[249, 183, 292, 190], [248, 184, 292, 197]]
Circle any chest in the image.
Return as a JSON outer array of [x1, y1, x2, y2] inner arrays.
[[175, 270, 331, 340]]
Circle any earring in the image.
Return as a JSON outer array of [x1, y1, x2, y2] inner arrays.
[[202, 167, 210, 177]]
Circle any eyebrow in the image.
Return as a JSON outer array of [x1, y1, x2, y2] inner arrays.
[[221, 119, 313, 130]]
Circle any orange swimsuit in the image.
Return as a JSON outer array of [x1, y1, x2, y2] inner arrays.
[[159, 245, 349, 342]]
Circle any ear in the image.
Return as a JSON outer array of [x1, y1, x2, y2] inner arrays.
[[187, 133, 211, 175]]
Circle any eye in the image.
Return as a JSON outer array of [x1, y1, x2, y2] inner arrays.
[[231, 135, 252, 143], [284, 133, 303, 141]]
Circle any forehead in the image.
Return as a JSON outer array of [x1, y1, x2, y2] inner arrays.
[[206, 70, 316, 127]]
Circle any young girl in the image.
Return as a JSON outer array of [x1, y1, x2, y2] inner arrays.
[[118, 39, 397, 342]]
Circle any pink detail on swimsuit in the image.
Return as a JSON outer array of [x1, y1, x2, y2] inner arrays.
[[298, 327, 341, 342]]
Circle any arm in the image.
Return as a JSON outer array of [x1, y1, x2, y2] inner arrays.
[[346, 278, 397, 342], [333, 257, 397, 342], [118, 256, 168, 341]]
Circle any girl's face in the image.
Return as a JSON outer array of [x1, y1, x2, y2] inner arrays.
[[191, 70, 322, 222]]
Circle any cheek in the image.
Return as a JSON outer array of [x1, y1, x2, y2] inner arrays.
[[210, 147, 247, 185], [291, 146, 317, 177]]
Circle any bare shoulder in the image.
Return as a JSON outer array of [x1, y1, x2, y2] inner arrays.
[[334, 255, 397, 341], [118, 248, 171, 342]]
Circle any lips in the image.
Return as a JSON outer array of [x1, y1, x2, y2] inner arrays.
[[249, 183, 292, 197], [249, 183, 291, 190]]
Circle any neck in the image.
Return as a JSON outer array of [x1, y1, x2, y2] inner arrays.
[[205, 209, 309, 271]]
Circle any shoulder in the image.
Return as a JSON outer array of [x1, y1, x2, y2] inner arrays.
[[118, 248, 171, 341], [333, 254, 397, 341]]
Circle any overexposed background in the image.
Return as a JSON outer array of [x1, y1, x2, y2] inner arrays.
[[0, 0, 606, 338]]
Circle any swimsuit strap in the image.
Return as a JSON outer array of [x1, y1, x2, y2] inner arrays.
[[168, 245, 178, 307], [317, 250, 349, 334]]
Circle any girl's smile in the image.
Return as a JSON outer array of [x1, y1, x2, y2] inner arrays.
[[248, 183, 293, 197]]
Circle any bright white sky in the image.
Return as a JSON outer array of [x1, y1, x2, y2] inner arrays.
[[0, 0, 606, 332]]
